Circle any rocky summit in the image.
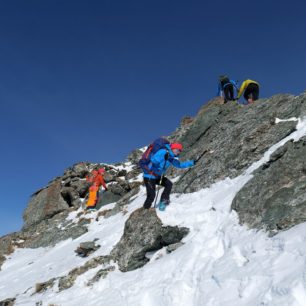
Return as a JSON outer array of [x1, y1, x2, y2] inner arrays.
[[2, 92, 306, 305]]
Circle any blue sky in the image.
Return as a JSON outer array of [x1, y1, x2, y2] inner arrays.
[[1, 0, 306, 237]]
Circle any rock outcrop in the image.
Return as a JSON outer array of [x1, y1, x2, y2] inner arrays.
[[232, 136, 306, 234], [23, 179, 69, 229], [111, 208, 189, 272], [172, 94, 306, 193]]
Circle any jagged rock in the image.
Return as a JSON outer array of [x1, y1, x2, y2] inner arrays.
[[125, 168, 141, 180], [232, 136, 306, 234], [117, 169, 127, 177], [69, 180, 90, 198], [180, 116, 193, 126], [127, 149, 143, 164], [75, 241, 100, 257], [62, 162, 89, 180], [111, 208, 189, 272], [60, 187, 80, 207], [103, 171, 116, 183], [109, 179, 131, 196], [87, 266, 116, 286], [58, 256, 112, 291], [35, 278, 56, 293], [0, 235, 15, 270], [0, 298, 16, 306], [104, 186, 141, 218], [173, 94, 306, 193], [23, 180, 70, 229], [96, 191, 121, 208], [166, 242, 185, 253], [20, 211, 88, 248]]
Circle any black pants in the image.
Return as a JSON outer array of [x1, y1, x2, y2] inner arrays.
[[223, 84, 234, 102], [143, 177, 173, 209], [244, 83, 259, 101]]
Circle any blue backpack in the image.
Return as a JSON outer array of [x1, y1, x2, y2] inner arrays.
[[139, 138, 170, 172]]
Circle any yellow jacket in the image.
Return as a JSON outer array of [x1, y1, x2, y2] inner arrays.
[[237, 79, 260, 98]]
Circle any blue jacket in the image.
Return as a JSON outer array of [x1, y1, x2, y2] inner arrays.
[[143, 144, 194, 179], [217, 79, 239, 96]]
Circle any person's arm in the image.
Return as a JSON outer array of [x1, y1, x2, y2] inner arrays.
[[169, 157, 194, 169], [217, 83, 222, 96], [237, 81, 246, 99]]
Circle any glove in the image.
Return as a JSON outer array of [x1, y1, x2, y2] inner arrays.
[[193, 160, 197, 166], [164, 152, 169, 160]]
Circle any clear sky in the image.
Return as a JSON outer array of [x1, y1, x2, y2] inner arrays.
[[1, 0, 306, 237]]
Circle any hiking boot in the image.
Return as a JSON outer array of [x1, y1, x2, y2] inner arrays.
[[158, 199, 170, 211]]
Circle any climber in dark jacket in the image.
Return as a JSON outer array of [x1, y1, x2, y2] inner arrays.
[[217, 75, 239, 103], [143, 143, 194, 210]]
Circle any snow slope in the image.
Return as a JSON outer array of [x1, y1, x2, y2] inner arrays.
[[2, 118, 306, 306]]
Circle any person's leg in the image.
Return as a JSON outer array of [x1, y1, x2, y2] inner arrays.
[[252, 84, 259, 101], [223, 85, 230, 102], [229, 85, 234, 100], [243, 87, 251, 103], [159, 177, 173, 204], [143, 178, 157, 209]]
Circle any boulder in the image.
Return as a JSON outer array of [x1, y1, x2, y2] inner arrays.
[[111, 208, 189, 272], [232, 136, 306, 234], [0, 298, 16, 306], [75, 241, 100, 257], [23, 180, 69, 229]]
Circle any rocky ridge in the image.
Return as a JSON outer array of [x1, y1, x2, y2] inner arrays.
[[2, 92, 306, 304]]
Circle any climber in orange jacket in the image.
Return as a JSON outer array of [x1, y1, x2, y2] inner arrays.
[[85, 168, 108, 210]]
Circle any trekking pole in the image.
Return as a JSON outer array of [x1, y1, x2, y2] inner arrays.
[[153, 174, 164, 208]]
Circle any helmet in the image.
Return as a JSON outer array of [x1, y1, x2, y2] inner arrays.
[[98, 168, 105, 174], [170, 143, 183, 151]]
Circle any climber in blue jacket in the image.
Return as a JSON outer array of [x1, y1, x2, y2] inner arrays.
[[143, 142, 194, 210], [217, 75, 239, 103]]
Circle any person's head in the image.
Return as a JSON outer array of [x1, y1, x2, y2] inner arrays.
[[170, 143, 183, 156], [98, 168, 105, 174], [92, 170, 98, 176], [219, 75, 228, 81]]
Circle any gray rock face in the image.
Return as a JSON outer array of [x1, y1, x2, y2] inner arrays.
[[23, 180, 69, 229], [58, 256, 113, 291], [172, 94, 306, 193], [0, 298, 15, 306], [96, 191, 122, 207], [232, 136, 306, 234], [75, 241, 100, 257], [0, 234, 16, 270], [111, 208, 189, 272], [20, 211, 88, 249]]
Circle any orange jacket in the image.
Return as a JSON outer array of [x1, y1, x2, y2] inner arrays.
[[87, 172, 107, 190], [93, 173, 107, 189]]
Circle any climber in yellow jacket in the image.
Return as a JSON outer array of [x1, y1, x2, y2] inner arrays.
[[237, 79, 260, 104]]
